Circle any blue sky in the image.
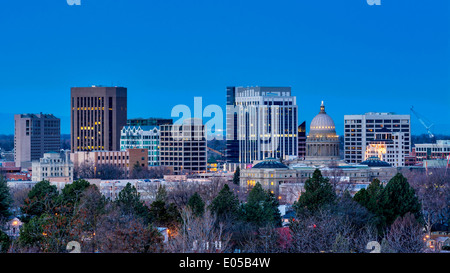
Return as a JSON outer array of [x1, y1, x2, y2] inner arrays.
[[0, 0, 449, 136]]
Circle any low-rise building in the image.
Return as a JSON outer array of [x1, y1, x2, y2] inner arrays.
[[71, 148, 148, 178], [414, 140, 450, 163], [240, 157, 398, 204], [31, 151, 74, 183]]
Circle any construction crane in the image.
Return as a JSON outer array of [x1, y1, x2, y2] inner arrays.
[[410, 106, 435, 141], [207, 147, 225, 157]]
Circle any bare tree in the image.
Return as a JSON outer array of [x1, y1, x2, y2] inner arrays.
[[95, 164, 126, 180], [289, 209, 377, 253], [9, 187, 31, 215], [383, 212, 425, 253], [95, 203, 163, 253], [403, 168, 450, 234], [239, 225, 291, 253], [165, 207, 231, 253]]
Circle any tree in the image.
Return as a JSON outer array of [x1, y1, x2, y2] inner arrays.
[[354, 178, 384, 213], [187, 192, 205, 217], [293, 169, 336, 215], [0, 175, 12, 220], [232, 167, 240, 185], [131, 161, 152, 179], [289, 209, 377, 253], [21, 180, 59, 222], [115, 183, 148, 220], [403, 168, 450, 234], [0, 230, 10, 253], [60, 179, 91, 206], [148, 201, 181, 237], [240, 183, 281, 227], [71, 185, 106, 252], [380, 173, 422, 231], [95, 203, 163, 253], [155, 185, 168, 203], [383, 212, 425, 253], [166, 208, 231, 253], [73, 162, 95, 179], [96, 164, 125, 180], [353, 178, 385, 231], [210, 184, 240, 222]]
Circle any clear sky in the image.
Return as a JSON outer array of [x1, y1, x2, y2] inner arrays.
[[0, 0, 449, 136]]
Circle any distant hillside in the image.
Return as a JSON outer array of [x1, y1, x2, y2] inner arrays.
[[0, 134, 14, 151]]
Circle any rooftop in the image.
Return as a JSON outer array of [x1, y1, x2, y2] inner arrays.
[[252, 158, 289, 169]]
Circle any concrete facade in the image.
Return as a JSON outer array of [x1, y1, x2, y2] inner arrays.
[[14, 113, 61, 168], [71, 86, 127, 153]]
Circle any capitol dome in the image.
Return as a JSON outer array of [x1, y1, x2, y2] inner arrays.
[[305, 101, 340, 160], [309, 101, 337, 138]]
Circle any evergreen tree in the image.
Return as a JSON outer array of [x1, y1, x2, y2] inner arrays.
[[240, 183, 281, 227], [354, 178, 384, 213], [210, 184, 240, 222], [0, 175, 12, 219], [380, 173, 422, 229], [148, 199, 180, 229], [115, 183, 149, 219], [232, 167, 240, 185], [187, 192, 205, 217], [155, 185, 168, 203], [293, 169, 336, 215], [0, 230, 10, 253], [60, 179, 91, 206]]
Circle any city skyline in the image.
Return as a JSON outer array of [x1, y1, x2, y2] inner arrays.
[[0, 0, 449, 136]]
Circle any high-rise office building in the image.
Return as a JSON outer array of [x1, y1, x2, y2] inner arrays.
[[14, 113, 61, 168], [225, 86, 239, 163], [159, 118, 207, 174], [71, 86, 127, 153], [126, 117, 173, 127], [297, 121, 307, 159], [344, 112, 411, 165], [226, 86, 298, 164]]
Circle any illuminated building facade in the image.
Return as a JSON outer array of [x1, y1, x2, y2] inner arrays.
[[305, 102, 340, 160], [364, 127, 406, 167], [344, 112, 410, 164], [227, 86, 298, 164]]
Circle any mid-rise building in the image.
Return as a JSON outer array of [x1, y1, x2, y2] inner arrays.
[[344, 112, 410, 165], [70, 86, 127, 153], [120, 126, 160, 166], [364, 127, 407, 167], [14, 113, 61, 168], [32, 151, 74, 183], [159, 118, 207, 175], [226, 86, 298, 164]]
